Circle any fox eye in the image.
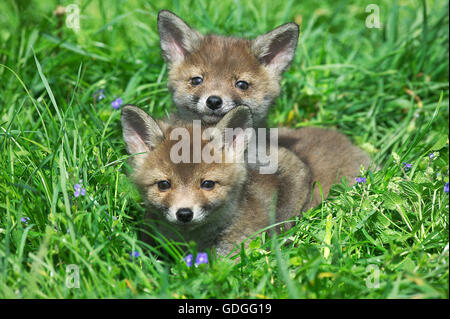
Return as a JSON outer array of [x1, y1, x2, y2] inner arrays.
[[190, 77, 203, 86], [157, 180, 171, 191], [201, 180, 215, 190], [235, 80, 249, 90]]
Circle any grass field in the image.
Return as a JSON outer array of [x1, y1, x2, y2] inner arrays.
[[0, 0, 448, 298]]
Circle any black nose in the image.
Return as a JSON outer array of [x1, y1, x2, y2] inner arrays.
[[206, 95, 223, 110], [176, 208, 193, 223]]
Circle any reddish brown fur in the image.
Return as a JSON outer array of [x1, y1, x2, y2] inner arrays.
[[158, 10, 299, 127], [167, 35, 281, 126], [278, 127, 372, 209], [132, 123, 247, 217], [169, 35, 279, 97]]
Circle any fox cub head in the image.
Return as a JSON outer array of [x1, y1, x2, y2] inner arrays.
[[157, 10, 299, 126], [121, 104, 253, 229]]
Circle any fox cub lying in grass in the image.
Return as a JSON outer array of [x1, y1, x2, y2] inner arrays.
[[121, 105, 371, 256]]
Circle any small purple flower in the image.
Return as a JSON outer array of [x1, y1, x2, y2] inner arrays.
[[21, 217, 30, 224], [105, 212, 118, 222], [355, 177, 366, 184], [93, 89, 105, 101], [111, 97, 123, 110], [403, 162, 412, 170], [429, 153, 435, 159], [74, 180, 86, 198], [444, 182, 449, 194], [130, 251, 140, 258], [184, 254, 193, 267], [195, 252, 208, 266]]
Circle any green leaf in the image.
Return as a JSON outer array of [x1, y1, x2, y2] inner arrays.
[[430, 134, 448, 151], [392, 151, 400, 164], [249, 238, 260, 249], [383, 192, 404, 210], [399, 181, 423, 200], [400, 258, 416, 273]]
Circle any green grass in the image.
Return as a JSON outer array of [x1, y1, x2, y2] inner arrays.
[[0, 0, 448, 298]]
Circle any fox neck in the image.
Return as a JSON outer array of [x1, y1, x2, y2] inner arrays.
[[175, 105, 206, 123]]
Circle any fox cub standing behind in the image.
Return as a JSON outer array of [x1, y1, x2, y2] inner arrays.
[[157, 10, 299, 127], [122, 105, 315, 256]]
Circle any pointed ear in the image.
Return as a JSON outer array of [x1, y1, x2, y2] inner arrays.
[[251, 22, 299, 74], [121, 105, 165, 158], [157, 10, 203, 65], [216, 106, 253, 134], [215, 106, 253, 159]]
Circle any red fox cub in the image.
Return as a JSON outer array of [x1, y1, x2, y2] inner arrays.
[[157, 10, 299, 128], [121, 105, 312, 256]]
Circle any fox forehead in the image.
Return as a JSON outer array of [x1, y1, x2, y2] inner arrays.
[[170, 35, 266, 78], [132, 125, 245, 187], [138, 157, 236, 185]]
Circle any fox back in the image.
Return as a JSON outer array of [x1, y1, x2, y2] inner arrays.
[[278, 127, 373, 209]]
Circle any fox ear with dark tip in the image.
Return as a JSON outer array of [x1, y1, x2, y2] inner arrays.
[[157, 10, 203, 65], [251, 22, 299, 75], [121, 105, 164, 164], [215, 106, 254, 159], [216, 106, 253, 134]]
